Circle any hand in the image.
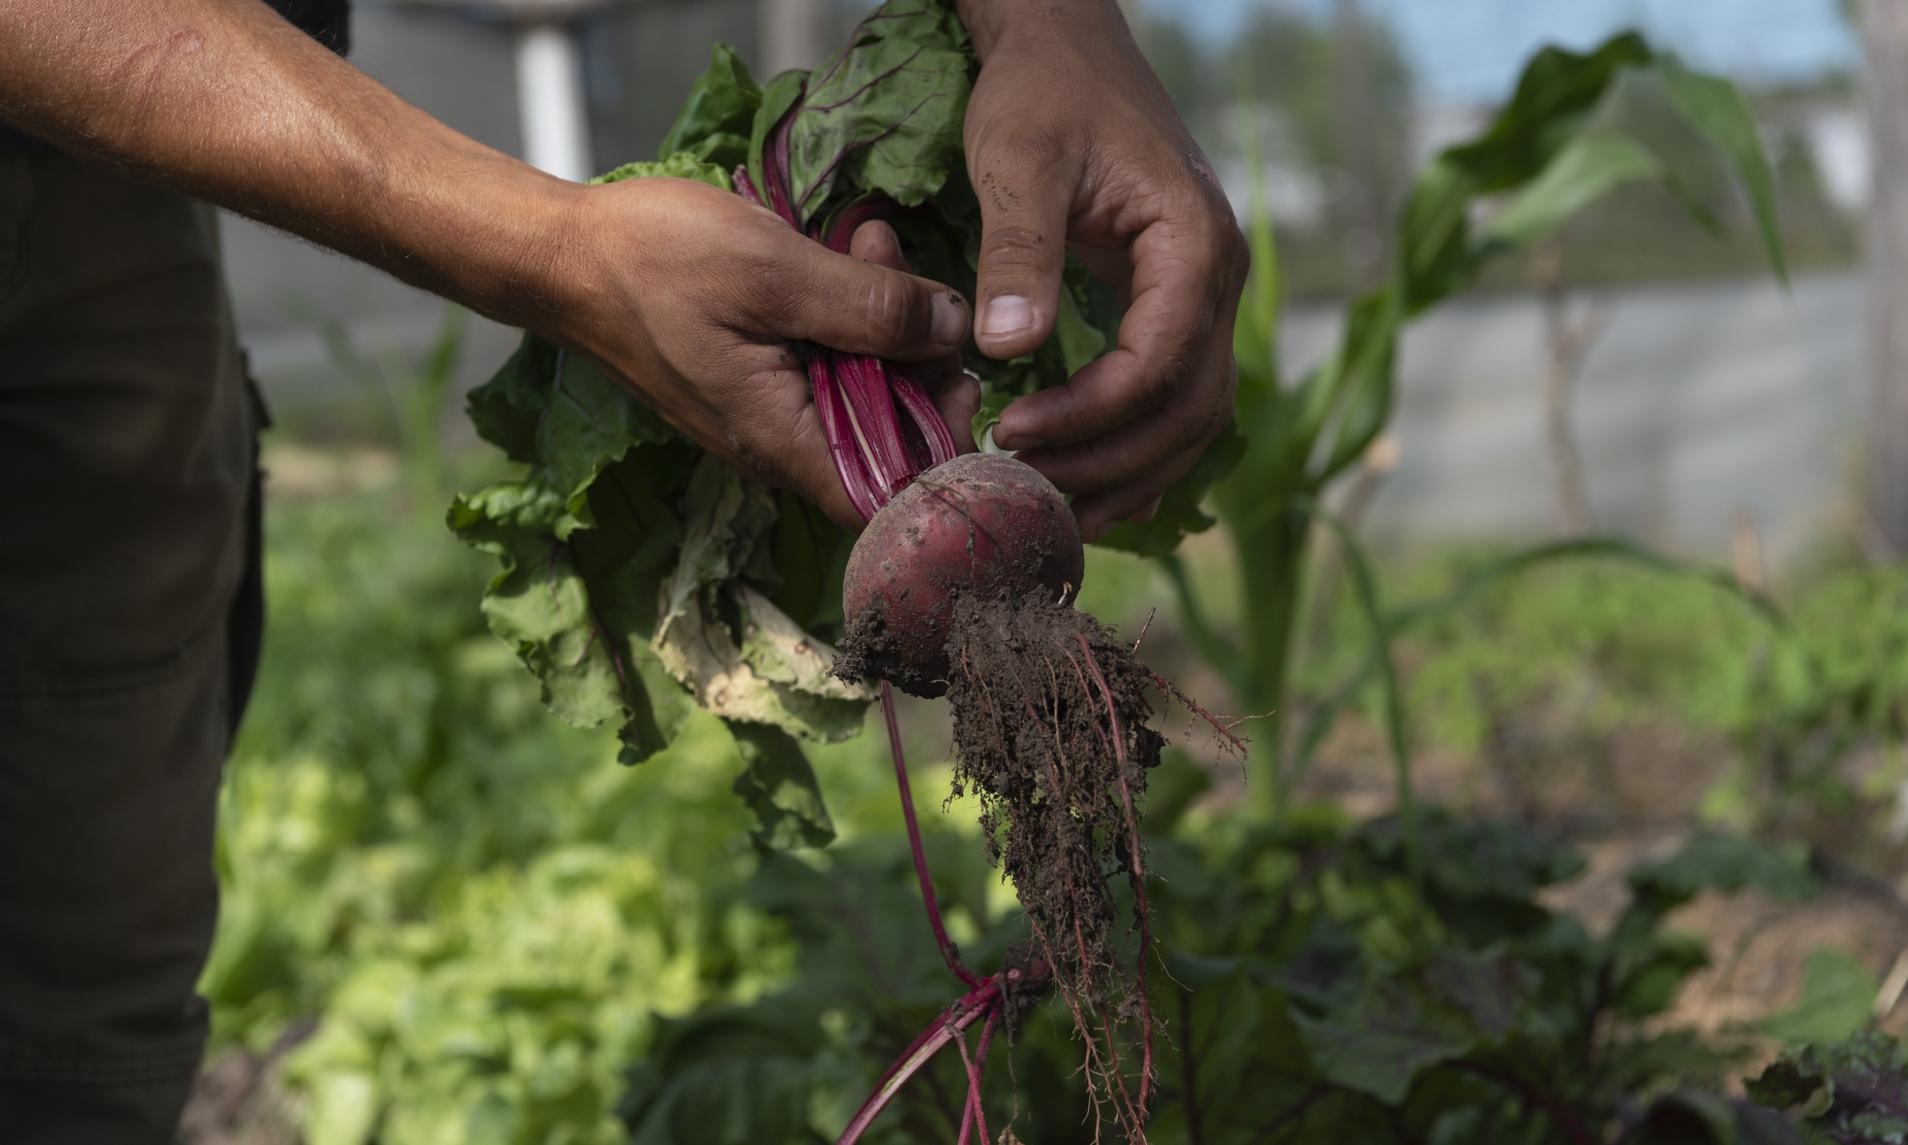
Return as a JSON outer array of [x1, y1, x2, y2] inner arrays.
[[960, 1, 1247, 540], [545, 177, 974, 525]]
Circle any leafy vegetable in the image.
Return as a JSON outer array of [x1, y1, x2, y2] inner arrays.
[[1748, 1032, 1908, 1144], [451, 0, 1227, 829]]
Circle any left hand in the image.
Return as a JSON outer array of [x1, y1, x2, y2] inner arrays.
[[960, 0, 1247, 540]]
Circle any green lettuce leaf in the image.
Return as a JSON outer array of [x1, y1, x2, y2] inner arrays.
[[593, 151, 735, 190], [656, 44, 761, 164]]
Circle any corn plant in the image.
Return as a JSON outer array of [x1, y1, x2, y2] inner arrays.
[[1143, 32, 1790, 817]]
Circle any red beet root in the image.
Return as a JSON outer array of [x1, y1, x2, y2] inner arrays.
[[836, 453, 1084, 697]]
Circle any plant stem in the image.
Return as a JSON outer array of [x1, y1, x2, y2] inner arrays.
[[1450, 1061, 1597, 1145], [1227, 503, 1311, 817], [880, 681, 980, 986], [1178, 989, 1204, 1145], [1160, 553, 1243, 697], [838, 984, 1000, 1145], [952, 1007, 998, 1145]]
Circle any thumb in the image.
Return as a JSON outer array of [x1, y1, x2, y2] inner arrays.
[[970, 143, 1075, 361], [778, 239, 969, 361]]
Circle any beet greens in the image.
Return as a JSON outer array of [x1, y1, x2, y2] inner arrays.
[[452, 2, 1245, 1140]]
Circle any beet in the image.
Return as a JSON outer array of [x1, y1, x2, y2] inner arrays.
[[835, 452, 1084, 697], [831, 455, 1245, 1141]]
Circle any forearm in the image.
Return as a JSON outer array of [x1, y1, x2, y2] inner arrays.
[[0, 0, 579, 333]]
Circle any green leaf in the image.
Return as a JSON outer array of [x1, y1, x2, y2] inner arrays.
[[1611, 930, 1710, 1019], [465, 335, 557, 464], [1311, 291, 1405, 484], [746, 69, 807, 201], [1626, 831, 1818, 913], [1293, 950, 1530, 1104], [1656, 54, 1788, 284], [1396, 159, 1479, 313], [1606, 831, 1819, 1007], [593, 151, 735, 190], [767, 491, 852, 632], [650, 456, 869, 741], [728, 722, 835, 850], [450, 464, 692, 762], [1294, 999, 1472, 1106], [539, 352, 675, 522], [1747, 1030, 1908, 1143], [1483, 131, 1664, 247], [1235, 100, 1282, 388], [782, 0, 971, 225], [1302, 504, 1418, 876], [658, 44, 762, 162], [1442, 32, 1654, 190], [304, 1070, 379, 1145], [1294, 538, 1784, 792], [1763, 950, 1879, 1048], [464, 333, 674, 533], [619, 997, 841, 1145]]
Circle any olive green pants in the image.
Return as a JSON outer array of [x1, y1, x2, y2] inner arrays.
[[0, 151, 264, 1142]]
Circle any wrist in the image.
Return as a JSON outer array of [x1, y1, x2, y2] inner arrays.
[[477, 173, 592, 341], [955, 0, 1123, 58], [397, 154, 592, 342]]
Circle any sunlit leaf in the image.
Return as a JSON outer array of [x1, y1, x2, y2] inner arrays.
[[1762, 950, 1879, 1048], [1483, 131, 1664, 247], [1656, 55, 1789, 284]]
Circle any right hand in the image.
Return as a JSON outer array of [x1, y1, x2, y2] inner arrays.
[[541, 176, 974, 525]]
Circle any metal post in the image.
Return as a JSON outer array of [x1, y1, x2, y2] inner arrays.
[[514, 20, 593, 182], [759, 0, 832, 75], [379, 0, 605, 182], [1863, 0, 1908, 554]]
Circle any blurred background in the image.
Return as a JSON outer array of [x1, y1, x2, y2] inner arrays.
[[242, 0, 1870, 566], [195, 1, 1908, 1142]]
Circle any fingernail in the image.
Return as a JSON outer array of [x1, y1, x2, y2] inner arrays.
[[932, 293, 967, 347], [980, 294, 1034, 339], [992, 425, 1045, 451]]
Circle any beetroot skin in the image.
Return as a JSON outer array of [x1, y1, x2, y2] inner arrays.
[[835, 453, 1084, 696]]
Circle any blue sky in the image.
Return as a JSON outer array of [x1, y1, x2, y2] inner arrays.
[[1144, 0, 1859, 105]]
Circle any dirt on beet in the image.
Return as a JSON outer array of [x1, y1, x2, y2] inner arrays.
[[942, 592, 1165, 1135]]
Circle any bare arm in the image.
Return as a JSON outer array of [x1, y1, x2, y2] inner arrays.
[[0, 0, 573, 331], [0, 0, 973, 524]]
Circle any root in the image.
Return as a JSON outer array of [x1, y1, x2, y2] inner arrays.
[[851, 593, 1229, 1145], [944, 595, 1169, 1142], [881, 682, 981, 986]]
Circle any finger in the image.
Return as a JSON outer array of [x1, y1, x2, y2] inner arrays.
[[768, 232, 969, 361], [710, 352, 865, 528], [756, 394, 865, 528], [1070, 241, 1134, 307], [784, 416, 866, 528], [1016, 365, 1230, 497], [848, 218, 907, 269], [968, 132, 1079, 360], [1014, 287, 1235, 491], [995, 205, 1240, 451], [1072, 447, 1202, 543], [927, 369, 981, 454]]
